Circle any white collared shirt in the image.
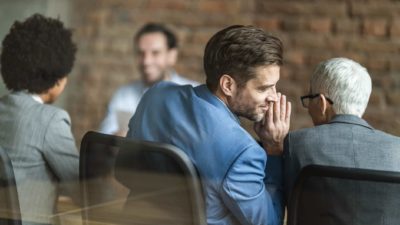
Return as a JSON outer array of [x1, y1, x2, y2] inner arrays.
[[30, 94, 44, 104]]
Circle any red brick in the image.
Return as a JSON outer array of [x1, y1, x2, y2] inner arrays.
[[351, 2, 400, 18], [347, 39, 397, 54], [146, 0, 190, 10], [198, 0, 241, 14], [291, 33, 325, 49], [386, 91, 400, 106], [179, 44, 204, 59], [308, 18, 332, 33], [389, 20, 400, 38], [337, 52, 366, 66], [324, 36, 346, 51], [190, 29, 217, 45], [255, 2, 347, 17], [285, 50, 306, 66], [87, 10, 108, 27], [283, 18, 307, 32], [307, 53, 334, 67], [334, 19, 361, 35], [239, 1, 255, 14], [92, 39, 107, 54], [366, 58, 389, 71], [362, 19, 388, 37], [364, 110, 400, 136], [255, 18, 282, 31], [371, 73, 394, 90], [99, 0, 143, 9], [389, 57, 400, 71], [368, 89, 385, 109]]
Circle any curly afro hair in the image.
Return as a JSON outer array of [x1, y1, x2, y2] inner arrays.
[[1, 13, 76, 94]]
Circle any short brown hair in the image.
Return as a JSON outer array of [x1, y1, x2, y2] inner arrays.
[[134, 23, 177, 49], [204, 25, 283, 92]]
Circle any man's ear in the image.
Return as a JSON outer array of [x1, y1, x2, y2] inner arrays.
[[219, 74, 236, 97], [318, 94, 328, 115], [167, 48, 178, 66]]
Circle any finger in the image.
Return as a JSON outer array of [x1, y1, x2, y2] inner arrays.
[[267, 101, 274, 128], [280, 94, 287, 121], [286, 101, 292, 126], [274, 93, 281, 123]]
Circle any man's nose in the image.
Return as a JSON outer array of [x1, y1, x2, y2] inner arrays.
[[266, 89, 278, 103], [142, 53, 153, 65]]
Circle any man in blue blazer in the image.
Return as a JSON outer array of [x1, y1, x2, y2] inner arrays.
[[127, 25, 291, 225], [283, 58, 400, 225]]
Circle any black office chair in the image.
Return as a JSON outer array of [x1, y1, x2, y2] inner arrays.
[[0, 147, 21, 225], [79, 131, 206, 225], [287, 164, 400, 225]]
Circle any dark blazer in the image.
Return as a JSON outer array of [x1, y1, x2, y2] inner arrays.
[[283, 114, 400, 225], [0, 92, 79, 225]]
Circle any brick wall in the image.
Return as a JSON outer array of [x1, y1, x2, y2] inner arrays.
[[68, 0, 400, 143]]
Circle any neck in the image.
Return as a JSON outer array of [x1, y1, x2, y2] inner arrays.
[[38, 93, 52, 104], [324, 107, 336, 123], [144, 71, 173, 87], [214, 87, 229, 106]]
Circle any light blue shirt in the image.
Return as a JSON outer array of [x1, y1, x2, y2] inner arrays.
[[127, 82, 283, 225], [99, 73, 199, 134]]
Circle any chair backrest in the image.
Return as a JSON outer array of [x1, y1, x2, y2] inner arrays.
[[287, 164, 400, 225], [0, 147, 21, 225], [79, 131, 206, 225]]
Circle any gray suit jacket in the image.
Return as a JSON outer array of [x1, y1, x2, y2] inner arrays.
[[0, 92, 79, 224], [283, 114, 400, 225]]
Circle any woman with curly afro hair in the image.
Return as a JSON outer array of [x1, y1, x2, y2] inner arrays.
[[0, 14, 79, 225]]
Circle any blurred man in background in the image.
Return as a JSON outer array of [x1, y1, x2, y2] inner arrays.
[[99, 23, 198, 136]]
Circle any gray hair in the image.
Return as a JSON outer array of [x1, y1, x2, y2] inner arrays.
[[310, 57, 372, 117]]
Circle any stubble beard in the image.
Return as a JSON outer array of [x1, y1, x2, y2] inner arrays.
[[141, 69, 167, 86], [232, 103, 264, 122]]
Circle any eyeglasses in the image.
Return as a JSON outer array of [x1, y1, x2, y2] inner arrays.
[[300, 94, 334, 108]]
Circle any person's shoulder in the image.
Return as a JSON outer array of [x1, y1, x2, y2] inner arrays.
[[288, 125, 324, 140], [5, 92, 67, 118], [371, 129, 400, 144], [171, 74, 200, 86], [3, 92, 35, 105], [150, 81, 193, 95], [40, 104, 70, 121]]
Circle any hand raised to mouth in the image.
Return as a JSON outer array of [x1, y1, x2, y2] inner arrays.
[[254, 92, 291, 155]]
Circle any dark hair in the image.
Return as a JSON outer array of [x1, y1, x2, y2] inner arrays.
[[0, 13, 76, 94], [204, 25, 283, 92], [134, 23, 177, 49]]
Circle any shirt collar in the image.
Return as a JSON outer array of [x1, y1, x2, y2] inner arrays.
[[30, 94, 44, 104], [329, 114, 373, 130]]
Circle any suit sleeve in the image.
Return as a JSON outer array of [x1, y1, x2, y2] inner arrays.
[[265, 154, 284, 224], [221, 146, 281, 225], [283, 133, 300, 204], [42, 110, 80, 203]]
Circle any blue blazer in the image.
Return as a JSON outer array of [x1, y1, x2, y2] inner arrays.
[[128, 82, 283, 225]]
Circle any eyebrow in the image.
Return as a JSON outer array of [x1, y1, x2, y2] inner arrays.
[[258, 84, 275, 89]]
